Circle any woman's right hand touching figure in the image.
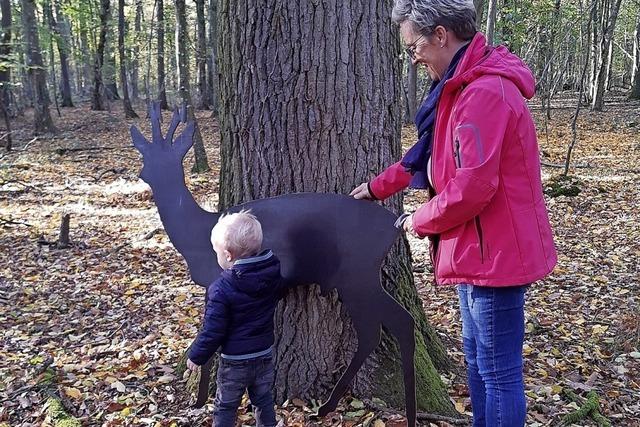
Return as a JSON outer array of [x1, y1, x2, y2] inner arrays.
[[350, 182, 375, 200]]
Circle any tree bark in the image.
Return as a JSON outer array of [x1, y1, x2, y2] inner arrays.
[[51, 0, 74, 107], [157, 0, 168, 108], [0, 0, 12, 150], [591, 0, 623, 111], [118, 0, 137, 117], [175, 0, 209, 173], [195, 0, 209, 109], [217, 0, 454, 415], [92, 0, 110, 110], [21, 0, 56, 134], [207, 0, 219, 115]]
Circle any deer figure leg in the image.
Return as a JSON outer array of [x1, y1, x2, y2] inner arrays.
[[316, 309, 381, 417], [380, 292, 417, 427]]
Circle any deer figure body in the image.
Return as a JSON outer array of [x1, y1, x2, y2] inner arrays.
[[130, 106, 417, 426]]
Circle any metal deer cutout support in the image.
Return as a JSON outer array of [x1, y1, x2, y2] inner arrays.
[[130, 103, 417, 427]]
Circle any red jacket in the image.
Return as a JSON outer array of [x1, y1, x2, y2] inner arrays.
[[370, 33, 557, 286]]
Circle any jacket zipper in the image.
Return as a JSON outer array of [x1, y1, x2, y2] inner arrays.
[[474, 215, 485, 263], [431, 106, 441, 280]]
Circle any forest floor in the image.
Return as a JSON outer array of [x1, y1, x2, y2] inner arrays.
[[0, 94, 639, 426]]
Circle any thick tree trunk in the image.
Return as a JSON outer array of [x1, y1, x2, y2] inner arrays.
[[118, 0, 137, 118], [157, 0, 168, 109], [0, 0, 12, 150], [217, 0, 454, 415], [630, 12, 640, 99], [207, 0, 219, 115], [175, 0, 209, 173], [592, 0, 623, 111], [92, 0, 110, 111], [21, 0, 56, 134], [51, 0, 74, 107], [195, 0, 209, 109]]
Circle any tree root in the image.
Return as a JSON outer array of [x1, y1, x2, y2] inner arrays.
[[561, 389, 611, 426]]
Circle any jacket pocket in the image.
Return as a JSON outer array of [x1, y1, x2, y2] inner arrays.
[[474, 215, 485, 263]]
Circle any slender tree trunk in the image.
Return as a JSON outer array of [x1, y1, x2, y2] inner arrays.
[[21, 0, 56, 134], [485, 0, 498, 44], [79, 18, 92, 96], [44, 2, 61, 118], [195, 0, 209, 109], [92, 0, 110, 110], [406, 59, 417, 124], [131, 0, 142, 99], [175, 0, 209, 173], [104, 53, 120, 100], [207, 0, 218, 115], [474, 0, 486, 27], [50, 0, 74, 107], [118, 0, 137, 117], [217, 0, 454, 415], [0, 0, 11, 150], [592, 0, 623, 111], [157, 0, 168, 108], [605, 35, 614, 90], [630, 12, 640, 99]]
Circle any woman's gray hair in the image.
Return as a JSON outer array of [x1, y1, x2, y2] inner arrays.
[[392, 0, 477, 41]]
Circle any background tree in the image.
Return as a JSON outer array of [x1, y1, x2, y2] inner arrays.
[[21, 0, 55, 133], [118, 0, 137, 117], [217, 0, 454, 415], [0, 0, 12, 150], [92, 0, 110, 111], [174, 0, 208, 172]]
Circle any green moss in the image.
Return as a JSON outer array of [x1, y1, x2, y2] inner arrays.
[[45, 398, 81, 427], [545, 175, 582, 198]]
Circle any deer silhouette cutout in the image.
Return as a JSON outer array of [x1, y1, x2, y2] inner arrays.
[[130, 103, 417, 426]]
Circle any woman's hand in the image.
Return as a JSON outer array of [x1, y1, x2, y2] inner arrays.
[[403, 214, 421, 238], [350, 182, 374, 200]]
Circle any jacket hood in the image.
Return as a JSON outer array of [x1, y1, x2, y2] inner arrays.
[[447, 32, 536, 99], [223, 250, 282, 296]]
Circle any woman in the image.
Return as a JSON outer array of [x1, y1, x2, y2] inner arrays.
[[351, 1, 557, 426]]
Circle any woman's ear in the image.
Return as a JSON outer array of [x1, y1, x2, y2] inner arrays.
[[433, 25, 448, 47]]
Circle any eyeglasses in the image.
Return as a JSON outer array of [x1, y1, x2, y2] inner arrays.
[[405, 34, 425, 60]]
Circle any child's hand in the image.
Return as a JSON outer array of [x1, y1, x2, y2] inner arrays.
[[186, 359, 200, 371]]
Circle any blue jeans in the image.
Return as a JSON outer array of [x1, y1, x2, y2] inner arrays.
[[458, 284, 527, 427], [213, 354, 276, 427]]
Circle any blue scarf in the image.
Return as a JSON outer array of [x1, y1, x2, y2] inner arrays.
[[401, 44, 469, 189]]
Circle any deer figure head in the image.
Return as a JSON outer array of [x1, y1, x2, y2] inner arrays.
[[130, 102, 194, 187]]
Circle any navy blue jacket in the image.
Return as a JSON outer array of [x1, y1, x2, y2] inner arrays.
[[188, 250, 288, 365]]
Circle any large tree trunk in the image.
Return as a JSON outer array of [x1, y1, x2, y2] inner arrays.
[[207, 0, 219, 115], [50, 0, 74, 107], [118, 0, 137, 118], [195, 0, 209, 109], [21, 0, 56, 134], [157, 0, 168, 109], [592, 0, 623, 111], [217, 0, 454, 415], [92, 0, 110, 111], [175, 0, 209, 173], [0, 0, 11, 150], [630, 11, 640, 99]]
